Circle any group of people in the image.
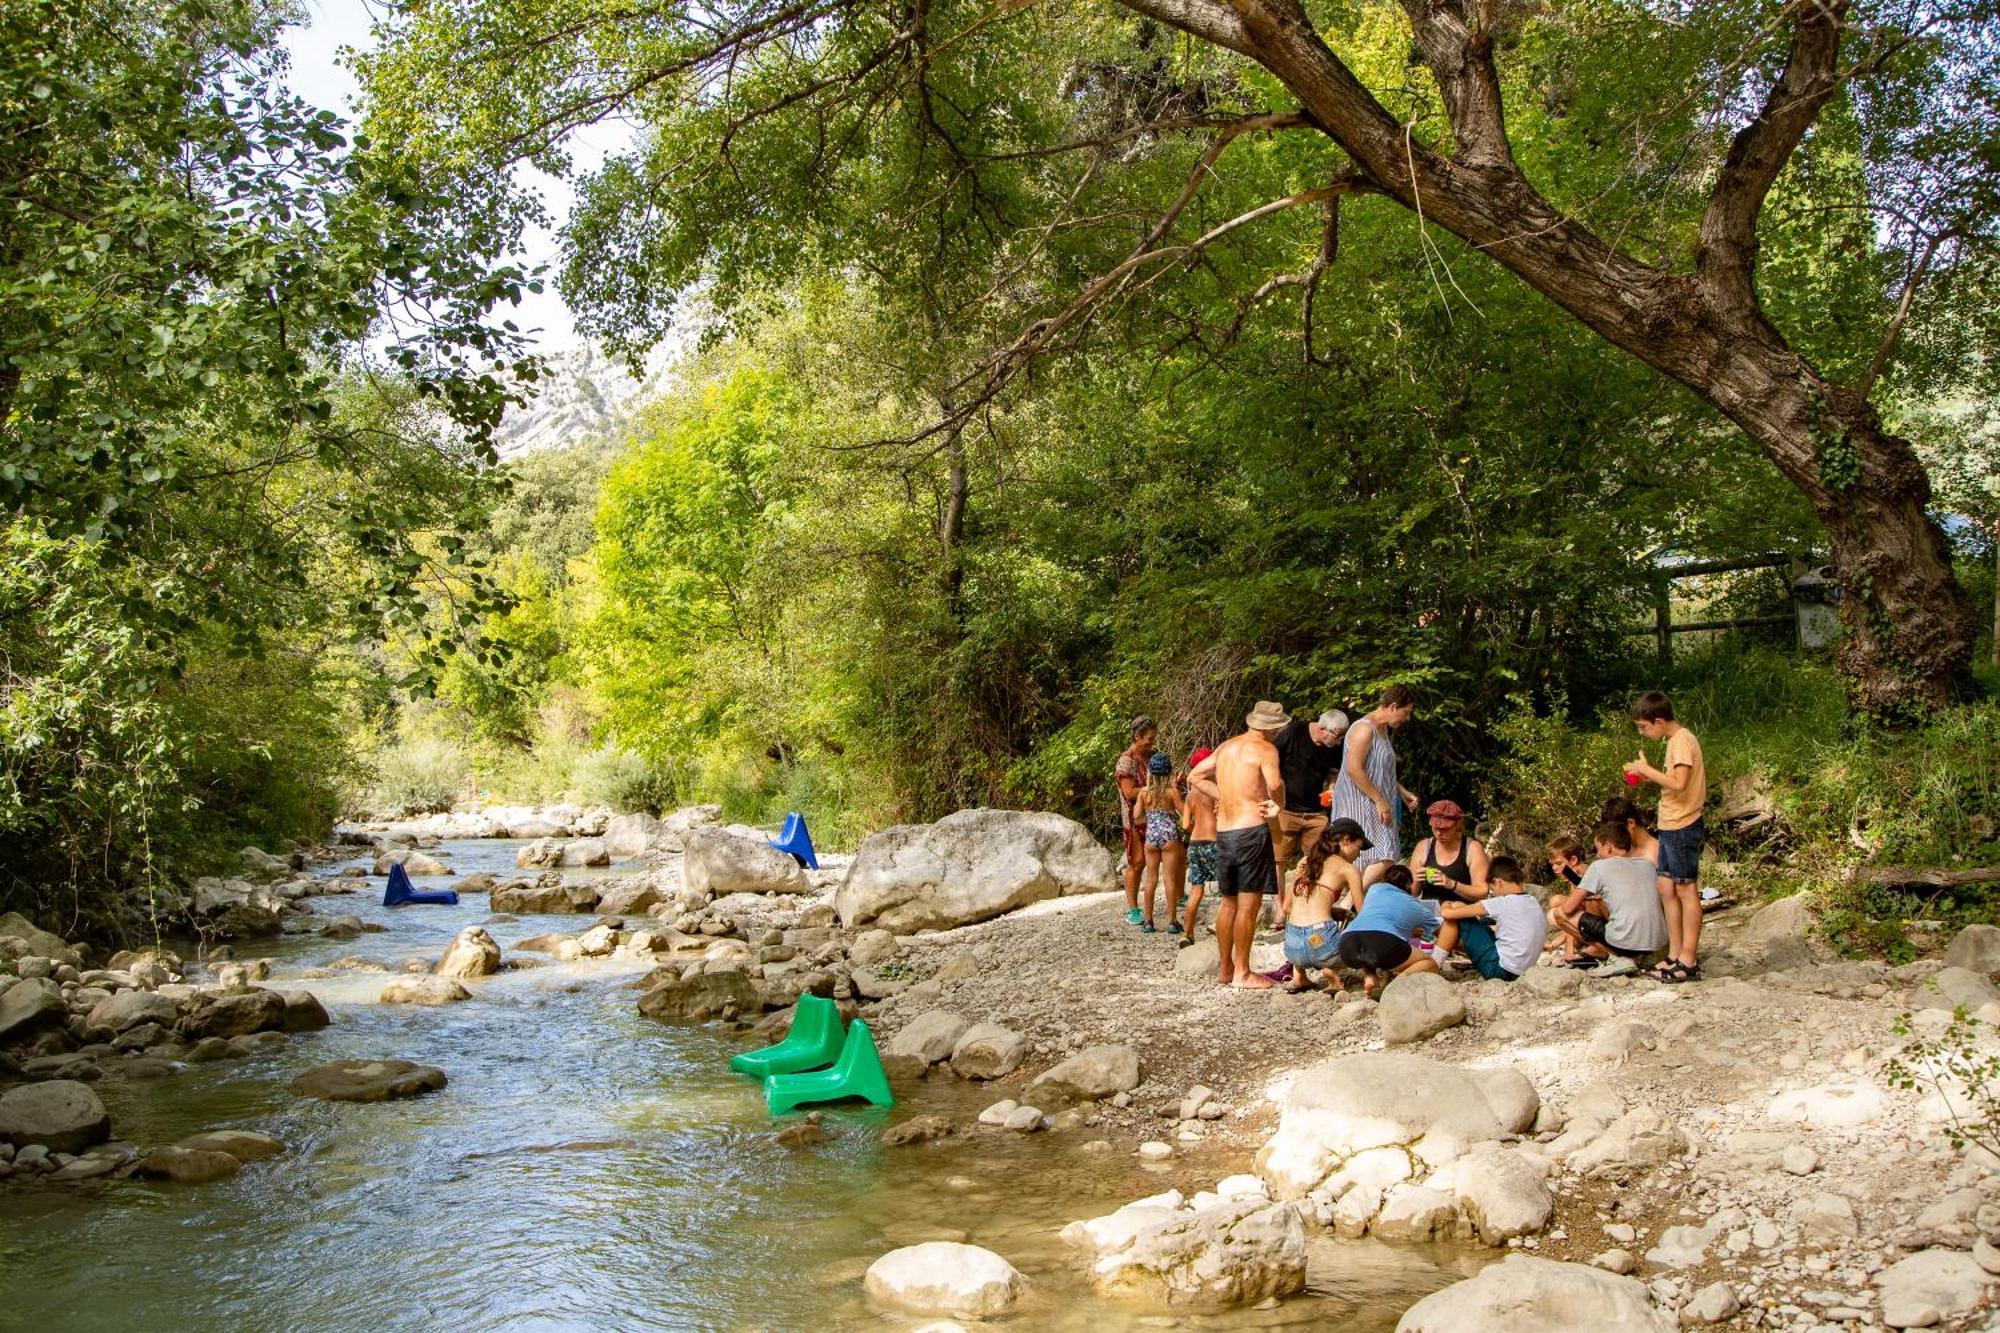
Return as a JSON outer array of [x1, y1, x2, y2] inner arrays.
[[1113, 688, 1710, 993]]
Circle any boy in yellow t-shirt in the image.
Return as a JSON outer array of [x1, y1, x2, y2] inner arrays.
[[1623, 689, 1706, 982]]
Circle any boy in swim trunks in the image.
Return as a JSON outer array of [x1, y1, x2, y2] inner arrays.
[[1188, 701, 1288, 988], [1180, 746, 1218, 944], [1283, 818, 1367, 991]]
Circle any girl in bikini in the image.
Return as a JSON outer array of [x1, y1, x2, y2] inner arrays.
[[1133, 751, 1184, 933]]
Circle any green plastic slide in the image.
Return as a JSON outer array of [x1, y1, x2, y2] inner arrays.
[[729, 993, 845, 1077], [764, 1018, 895, 1114]]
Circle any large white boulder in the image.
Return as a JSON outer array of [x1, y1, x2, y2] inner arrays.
[[684, 829, 807, 896], [1875, 1249, 1993, 1328], [1396, 1256, 1674, 1332], [837, 809, 1115, 932], [1084, 1197, 1307, 1308], [864, 1242, 1022, 1317], [604, 813, 665, 861], [1944, 924, 2000, 976], [1255, 1053, 1538, 1199], [1435, 1144, 1553, 1244]]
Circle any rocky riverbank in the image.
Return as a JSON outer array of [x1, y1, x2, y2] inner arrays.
[[5, 803, 1999, 1330]]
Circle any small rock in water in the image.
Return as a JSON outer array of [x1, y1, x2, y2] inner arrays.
[[775, 1113, 832, 1149], [882, 1115, 954, 1148], [291, 1058, 447, 1103], [1138, 1141, 1173, 1162], [1003, 1105, 1044, 1133], [133, 1145, 242, 1184], [977, 1100, 1019, 1127]]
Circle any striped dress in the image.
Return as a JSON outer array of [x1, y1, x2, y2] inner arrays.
[[1329, 718, 1401, 869]]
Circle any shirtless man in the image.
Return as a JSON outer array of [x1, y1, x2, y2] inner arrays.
[[1188, 700, 1288, 989]]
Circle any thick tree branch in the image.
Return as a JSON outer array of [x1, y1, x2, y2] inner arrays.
[[1397, 0, 1515, 169], [1698, 0, 1851, 303], [1113, 0, 1255, 56]]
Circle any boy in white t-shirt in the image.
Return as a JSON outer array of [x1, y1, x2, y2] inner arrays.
[[1436, 856, 1548, 981]]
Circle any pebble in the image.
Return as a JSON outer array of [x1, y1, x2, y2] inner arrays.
[[977, 1100, 1018, 1127], [1595, 1248, 1637, 1274], [1137, 1141, 1173, 1161], [1784, 1144, 1821, 1176]]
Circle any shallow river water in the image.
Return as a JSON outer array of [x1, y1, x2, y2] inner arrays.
[[0, 841, 1482, 1330]]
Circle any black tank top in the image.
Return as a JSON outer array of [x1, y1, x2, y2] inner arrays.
[[1424, 837, 1471, 885]]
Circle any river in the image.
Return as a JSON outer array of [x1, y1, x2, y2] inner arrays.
[[0, 840, 1481, 1329]]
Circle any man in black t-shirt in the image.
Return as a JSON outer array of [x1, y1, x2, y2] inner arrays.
[[1270, 710, 1349, 893]]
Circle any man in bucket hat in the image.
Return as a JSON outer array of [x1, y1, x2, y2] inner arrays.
[[1188, 701, 1288, 988]]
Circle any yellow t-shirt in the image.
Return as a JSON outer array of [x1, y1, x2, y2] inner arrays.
[[1657, 726, 1706, 830]]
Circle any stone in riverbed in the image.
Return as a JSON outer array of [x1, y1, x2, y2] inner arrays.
[[1396, 1256, 1673, 1331], [0, 1080, 111, 1153], [886, 1011, 971, 1067], [837, 809, 1113, 932], [0, 913, 79, 965], [1081, 1196, 1307, 1308], [848, 929, 898, 967], [1915, 966, 2000, 1012], [435, 927, 502, 979], [635, 969, 764, 1022], [177, 988, 288, 1040], [864, 1242, 1022, 1317], [291, 1059, 447, 1102], [1376, 972, 1465, 1045], [684, 830, 807, 897], [380, 976, 471, 1006], [133, 1145, 241, 1184], [0, 978, 68, 1042], [882, 1115, 955, 1147], [1026, 1044, 1142, 1105], [950, 1023, 1027, 1080], [278, 989, 331, 1032], [85, 990, 181, 1034], [177, 1130, 284, 1162], [374, 849, 450, 876], [595, 879, 663, 916]]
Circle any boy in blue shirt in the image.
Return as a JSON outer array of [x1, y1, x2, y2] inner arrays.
[[1337, 863, 1442, 997]]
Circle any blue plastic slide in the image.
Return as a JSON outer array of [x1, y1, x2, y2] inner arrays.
[[382, 862, 459, 908], [769, 811, 819, 870], [730, 993, 845, 1077]]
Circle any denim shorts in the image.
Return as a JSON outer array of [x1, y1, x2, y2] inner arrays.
[[1658, 820, 1705, 883], [1284, 921, 1343, 969]]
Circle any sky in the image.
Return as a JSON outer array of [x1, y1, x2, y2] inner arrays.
[[279, 0, 636, 353]]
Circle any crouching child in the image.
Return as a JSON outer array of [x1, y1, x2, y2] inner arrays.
[[1436, 856, 1548, 981], [1552, 820, 1670, 976]]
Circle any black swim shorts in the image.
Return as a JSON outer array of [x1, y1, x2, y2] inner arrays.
[[1214, 824, 1277, 898], [1338, 929, 1412, 971]]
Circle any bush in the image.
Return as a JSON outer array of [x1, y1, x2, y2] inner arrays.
[[363, 735, 470, 817], [570, 745, 680, 813]]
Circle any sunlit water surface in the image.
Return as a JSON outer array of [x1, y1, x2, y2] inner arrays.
[[0, 841, 1482, 1329]]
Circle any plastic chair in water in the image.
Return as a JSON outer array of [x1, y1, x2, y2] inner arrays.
[[764, 1019, 894, 1114], [729, 993, 845, 1077], [382, 862, 459, 908], [768, 811, 819, 870]]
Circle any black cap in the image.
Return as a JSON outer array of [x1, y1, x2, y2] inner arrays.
[[1325, 817, 1373, 851]]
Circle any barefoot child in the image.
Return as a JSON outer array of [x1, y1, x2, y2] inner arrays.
[[1336, 862, 1442, 997], [1180, 747, 1218, 943], [1133, 751, 1184, 933], [1436, 855, 1548, 981], [1624, 689, 1707, 982], [1283, 818, 1368, 991]]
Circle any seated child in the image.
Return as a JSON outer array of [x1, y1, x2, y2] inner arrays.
[[1551, 820, 1670, 975], [1436, 856, 1548, 981], [1337, 863, 1442, 997], [1282, 818, 1368, 992], [1545, 835, 1586, 891]]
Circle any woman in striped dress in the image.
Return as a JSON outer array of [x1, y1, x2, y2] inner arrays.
[[1328, 685, 1421, 885]]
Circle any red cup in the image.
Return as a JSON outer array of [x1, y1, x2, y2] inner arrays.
[[1623, 770, 1642, 787], [1318, 790, 1333, 808]]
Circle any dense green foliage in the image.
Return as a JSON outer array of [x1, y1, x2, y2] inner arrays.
[[0, 0, 530, 935]]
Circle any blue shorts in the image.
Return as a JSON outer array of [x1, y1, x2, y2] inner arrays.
[[1659, 821, 1704, 883], [1457, 918, 1517, 981], [1284, 921, 1343, 969], [1186, 840, 1218, 885]]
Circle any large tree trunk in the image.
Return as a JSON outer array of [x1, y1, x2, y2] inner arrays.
[[1149, 0, 1977, 715]]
